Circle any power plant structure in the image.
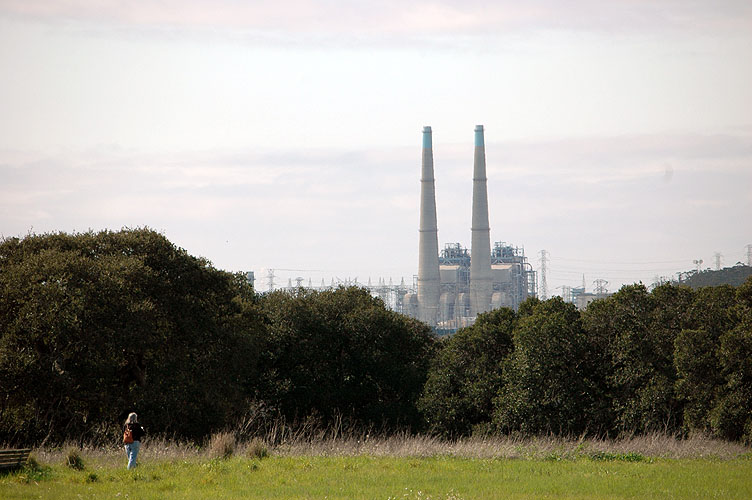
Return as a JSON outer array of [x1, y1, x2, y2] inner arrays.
[[257, 125, 536, 333], [403, 125, 536, 330]]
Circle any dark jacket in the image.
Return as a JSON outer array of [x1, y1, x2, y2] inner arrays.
[[124, 422, 146, 442]]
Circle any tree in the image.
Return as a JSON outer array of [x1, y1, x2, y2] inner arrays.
[[674, 285, 737, 433], [582, 284, 692, 434], [495, 297, 608, 435], [709, 277, 752, 442], [258, 287, 436, 430], [0, 229, 264, 444], [419, 308, 516, 437]]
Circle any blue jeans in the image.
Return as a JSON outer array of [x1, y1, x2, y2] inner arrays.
[[125, 441, 140, 469]]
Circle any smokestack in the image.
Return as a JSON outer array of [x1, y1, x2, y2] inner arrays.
[[470, 125, 492, 316], [417, 126, 440, 324]]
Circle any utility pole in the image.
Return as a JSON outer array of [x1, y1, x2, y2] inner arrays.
[[538, 249, 548, 300]]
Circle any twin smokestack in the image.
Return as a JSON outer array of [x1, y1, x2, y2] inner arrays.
[[417, 125, 493, 324]]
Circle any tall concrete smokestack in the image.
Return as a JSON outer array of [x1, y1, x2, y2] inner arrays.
[[417, 126, 440, 324], [470, 125, 492, 317]]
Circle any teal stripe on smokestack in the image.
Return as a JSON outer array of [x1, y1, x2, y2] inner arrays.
[[474, 125, 484, 147], [423, 126, 432, 149]]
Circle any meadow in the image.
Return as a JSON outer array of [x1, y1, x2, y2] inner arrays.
[[2, 434, 751, 499]]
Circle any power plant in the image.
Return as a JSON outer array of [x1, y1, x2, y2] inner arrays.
[[403, 125, 536, 330], [258, 125, 536, 333]]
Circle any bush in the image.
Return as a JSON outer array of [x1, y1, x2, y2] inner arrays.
[[209, 432, 236, 459], [245, 438, 269, 459], [64, 448, 85, 470]]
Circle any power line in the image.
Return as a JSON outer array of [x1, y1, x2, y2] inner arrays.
[[554, 257, 689, 265]]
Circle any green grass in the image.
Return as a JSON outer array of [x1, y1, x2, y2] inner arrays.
[[2, 454, 752, 499]]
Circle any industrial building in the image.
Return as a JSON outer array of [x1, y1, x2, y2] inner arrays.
[[403, 125, 536, 330]]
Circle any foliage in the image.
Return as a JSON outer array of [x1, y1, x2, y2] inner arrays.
[[64, 448, 84, 470], [674, 285, 737, 433], [709, 279, 752, 442], [257, 287, 436, 429], [3, 229, 752, 445], [494, 297, 609, 435], [681, 265, 752, 289], [0, 228, 265, 444], [418, 307, 516, 436], [582, 284, 692, 434]]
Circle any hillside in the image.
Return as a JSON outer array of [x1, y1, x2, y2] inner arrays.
[[680, 264, 752, 288]]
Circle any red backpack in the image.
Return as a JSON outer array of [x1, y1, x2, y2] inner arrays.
[[123, 425, 134, 444]]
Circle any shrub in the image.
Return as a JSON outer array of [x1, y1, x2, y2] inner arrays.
[[246, 437, 269, 459], [209, 432, 236, 459], [64, 448, 85, 470]]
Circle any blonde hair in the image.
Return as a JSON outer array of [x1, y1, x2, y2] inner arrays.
[[126, 412, 138, 425]]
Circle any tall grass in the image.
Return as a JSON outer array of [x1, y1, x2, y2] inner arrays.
[[25, 430, 750, 464]]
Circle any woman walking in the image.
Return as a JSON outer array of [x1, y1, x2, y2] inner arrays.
[[123, 412, 146, 469]]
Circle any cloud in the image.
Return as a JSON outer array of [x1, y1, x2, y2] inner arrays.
[[2, 129, 749, 287], [2, 0, 751, 43]]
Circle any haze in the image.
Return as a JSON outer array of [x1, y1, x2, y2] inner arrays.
[[1, 1, 750, 294]]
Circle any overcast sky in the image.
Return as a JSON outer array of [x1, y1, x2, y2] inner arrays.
[[1, 1, 751, 295]]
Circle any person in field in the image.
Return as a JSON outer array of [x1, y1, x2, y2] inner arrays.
[[123, 412, 146, 469]]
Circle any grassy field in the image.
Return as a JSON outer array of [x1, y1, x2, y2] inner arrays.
[[2, 435, 751, 499]]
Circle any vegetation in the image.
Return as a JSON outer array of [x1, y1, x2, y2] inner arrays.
[[258, 287, 435, 430], [0, 229, 434, 445], [2, 228, 752, 447], [0, 229, 264, 444], [495, 297, 609, 435], [419, 308, 515, 437], [1, 436, 752, 500], [680, 264, 752, 288]]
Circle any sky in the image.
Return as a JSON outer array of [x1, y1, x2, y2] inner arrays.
[[1, 0, 751, 296]]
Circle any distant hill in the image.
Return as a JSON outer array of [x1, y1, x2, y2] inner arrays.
[[679, 264, 752, 289]]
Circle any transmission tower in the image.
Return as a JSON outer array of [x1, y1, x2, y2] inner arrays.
[[266, 269, 276, 292], [746, 244, 752, 266], [538, 250, 548, 300], [714, 252, 722, 271], [593, 279, 609, 296]]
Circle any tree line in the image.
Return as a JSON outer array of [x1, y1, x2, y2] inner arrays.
[[1, 229, 750, 445]]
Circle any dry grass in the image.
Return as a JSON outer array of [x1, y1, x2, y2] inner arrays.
[[269, 432, 750, 460], [24, 431, 751, 463], [208, 432, 236, 459], [240, 437, 269, 459], [33, 436, 200, 466]]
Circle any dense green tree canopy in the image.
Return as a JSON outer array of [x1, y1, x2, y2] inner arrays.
[[3, 229, 752, 445], [0, 229, 263, 444], [495, 297, 609, 435], [258, 287, 436, 429], [419, 308, 516, 437]]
